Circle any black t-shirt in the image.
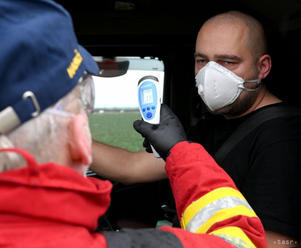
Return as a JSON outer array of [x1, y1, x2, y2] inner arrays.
[[188, 102, 301, 239]]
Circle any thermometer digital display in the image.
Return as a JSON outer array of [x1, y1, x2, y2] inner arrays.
[[138, 76, 161, 124]]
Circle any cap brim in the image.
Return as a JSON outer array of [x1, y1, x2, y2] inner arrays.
[[78, 45, 99, 75]]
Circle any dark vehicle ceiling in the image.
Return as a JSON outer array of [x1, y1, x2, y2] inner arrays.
[[57, 0, 301, 37]]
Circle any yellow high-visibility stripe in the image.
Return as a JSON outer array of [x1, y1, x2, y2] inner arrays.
[[210, 226, 256, 248], [181, 187, 247, 229], [194, 205, 257, 234]]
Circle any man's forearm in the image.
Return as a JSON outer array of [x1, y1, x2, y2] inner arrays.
[[91, 140, 166, 184]]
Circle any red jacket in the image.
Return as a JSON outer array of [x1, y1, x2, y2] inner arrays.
[[0, 142, 267, 247]]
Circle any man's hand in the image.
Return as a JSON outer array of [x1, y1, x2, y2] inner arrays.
[[133, 104, 187, 160]]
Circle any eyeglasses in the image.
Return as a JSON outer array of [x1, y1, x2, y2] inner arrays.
[[78, 73, 95, 115], [46, 73, 95, 118], [46, 106, 75, 118]]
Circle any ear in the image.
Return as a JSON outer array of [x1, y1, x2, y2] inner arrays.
[[257, 54, 272, 80], [68, 114, 92, 165]]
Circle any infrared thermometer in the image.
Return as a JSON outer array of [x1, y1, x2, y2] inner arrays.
[[138, 76, 161, 158]]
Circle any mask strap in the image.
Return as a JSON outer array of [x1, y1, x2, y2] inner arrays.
[[245, 79, 261, 84], [0, 148, 39, 175], [239, 79, 261, 92]]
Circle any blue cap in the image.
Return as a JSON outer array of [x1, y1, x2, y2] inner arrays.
[[0, 0, 99, 134]]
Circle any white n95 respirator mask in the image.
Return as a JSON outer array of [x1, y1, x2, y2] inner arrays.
[[195, 61, 260, 112]]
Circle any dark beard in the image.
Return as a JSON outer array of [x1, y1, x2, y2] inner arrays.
[[211, 89, 259, 118]]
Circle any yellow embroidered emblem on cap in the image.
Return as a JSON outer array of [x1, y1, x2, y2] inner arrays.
[[67, 49, 83, 79]]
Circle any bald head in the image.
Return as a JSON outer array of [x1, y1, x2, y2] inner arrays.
[[201, 11, 267, 60], [194, 10, 273, 117]]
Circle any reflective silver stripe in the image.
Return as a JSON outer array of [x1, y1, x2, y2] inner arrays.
[[214, 233, 255, 248], [185, 196, 253, 232]]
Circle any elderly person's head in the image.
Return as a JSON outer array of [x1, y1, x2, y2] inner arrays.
[[0, 0, 99, 174]]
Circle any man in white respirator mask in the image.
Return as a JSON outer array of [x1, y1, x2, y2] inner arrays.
[[190, 11, 301, 247], [193, 12, 279, 118], [91, 10, 301, 247], [195, 61, 261, 114]]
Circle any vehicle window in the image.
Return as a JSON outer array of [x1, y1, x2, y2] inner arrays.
[[89, 56, 164, 152]]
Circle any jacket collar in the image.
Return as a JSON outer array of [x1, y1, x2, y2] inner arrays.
[[0, 148, 112, 230]]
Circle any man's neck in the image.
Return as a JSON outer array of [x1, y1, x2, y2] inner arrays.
[[226, 87, 282, 119]]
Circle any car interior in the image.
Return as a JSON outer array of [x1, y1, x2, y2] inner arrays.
[[56, 0, 301, 231]]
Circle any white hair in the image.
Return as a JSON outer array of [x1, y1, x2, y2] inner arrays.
[[0, 81, 85, 172]]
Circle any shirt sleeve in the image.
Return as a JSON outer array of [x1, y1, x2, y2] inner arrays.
[[164, 141, 267, 248]]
